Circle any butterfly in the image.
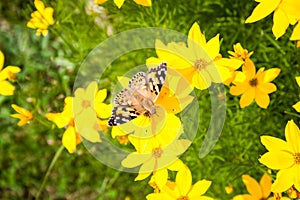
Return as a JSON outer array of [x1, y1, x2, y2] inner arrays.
[[108, 62, 167, 126]]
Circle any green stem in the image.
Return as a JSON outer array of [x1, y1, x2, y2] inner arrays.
[[36, 145, 65, 200], [284, 111, 300, 118]]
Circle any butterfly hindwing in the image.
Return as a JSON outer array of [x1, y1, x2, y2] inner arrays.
[[108, 105, 140, 126], [128, 72, 147, 90]]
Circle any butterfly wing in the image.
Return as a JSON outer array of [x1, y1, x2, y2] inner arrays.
[[146, 62, 167, 101], [108, 105, 140, 126]]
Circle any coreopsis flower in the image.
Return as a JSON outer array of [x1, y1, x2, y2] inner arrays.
[[229, 59, 280, 108], [228, 43, 253, 62], [147, 22, 243, 90], [245, 0, 300, 39], [27, 0, 54, 36], [74, 81, 112, 142], [225, 186, 234, 194], [232, 173, 279, 200], [146, 167, 213, 200], [0, 51, 21, 96], [46, 97, 81, 153], [94, 0, 151, 9], [259, 120, 300, 192], [292, 76, 300, 112], [11, 104, 33, 126]]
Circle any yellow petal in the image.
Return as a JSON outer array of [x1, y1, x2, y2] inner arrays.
[[255, 88, 270, 109], [292, 101, 300, 113], [257, 82, 277, 94], [117, 76, 130, 88], [135, 171, 152, 181], [260, 173, 272, 198], [34, 0, 45, 12], [153, 169, 168, 189], [233, 195, 253, 200], [0, 80, 15, 96], [272, 9, 290, 39], [242, 59, 256, 78], [259, 151, 294, 170], [245, 0, 281, 23], [146, 193, 171, 200], [121, 152, 152, 168], [260, 135, 292, 152], [285, 120, 300, 153], [296, 76, 300, 87], [134, 0, 152, 6], [43, 7, 54, 25], [114, 0, 125, 8], [176, 168, 192, 196], [262, 68, 280, 82], [230, 83, 249, 96], [45, 113, 70, 128], [240, 87, 255, 108], [242, 174, 262, 198], [94, 0, 108, 4], [291, 23, 300, 40], [271, 168, 294, 192], [188, 179, 212, 197], [62, 126, 77, 153], [206, 34, 220, 59], [188, 22, 206, 47], [192, 70, 211, 90], [0, 51, 4, 71]]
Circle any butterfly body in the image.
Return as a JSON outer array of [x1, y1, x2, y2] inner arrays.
[[108, 62, 167, 126]]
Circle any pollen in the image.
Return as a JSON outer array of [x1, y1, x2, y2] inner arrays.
[[194, 59, 209, 71], [82, 100, 91, 108], [294, 153, 300, 164], [177, 196, 189, 200], [249, 78, 258, 87], [152, 147, 163, 159]]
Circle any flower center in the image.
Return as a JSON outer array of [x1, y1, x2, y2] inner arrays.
[[82, 100, 91, 108], [8, 71, 17, 81], [152, 148, 163, 159], [177, 196, 189, 200], [294, 153, 300, 164], [259, 198, 267, 200], [249, 78, 258, 87], [194, 59, 209, 71]]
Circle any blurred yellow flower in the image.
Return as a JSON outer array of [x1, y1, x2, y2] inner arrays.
[[229, 59, 280, 108], [146, 167, 213, 200], [0, 51, 21, 96], [245, 0, 300, 39], [74, 82, 112, 142], [27, 0, 54, 36], [259, 120, 300, 192], [233, 174, 273, 200], [228, 43, 253, 62], [11, 104, 33, 126], [292, 76, 300, 112], [147, 22, 243, 90], [225, 186, 234, 194], [46, 97, 82, 153], [94, 0, 151, 9]]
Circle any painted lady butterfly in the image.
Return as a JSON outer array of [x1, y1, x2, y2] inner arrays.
[[108, 62, 167, 126]]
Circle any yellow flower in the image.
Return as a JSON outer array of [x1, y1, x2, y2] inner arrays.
[[259, 120, 300, 192], [228, 43, 254, 62], [74, 81, 112, 142], [94, 0, 151, 9], [11, 104, 33, 126], [0, 51, 21, 96], [146, 167, 213, 200], [245, 0, 300, 39], [27, 0, 54, 36], [229, 59, 280, 108], [233, 174, 273, 200], [293, 76, 300, 112], [225, 186, 234, 194], [147, 22, 243, 90], [46, 97, 82, 153]]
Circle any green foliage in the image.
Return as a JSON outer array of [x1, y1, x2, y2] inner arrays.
[[0, 0, 300, 199]]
